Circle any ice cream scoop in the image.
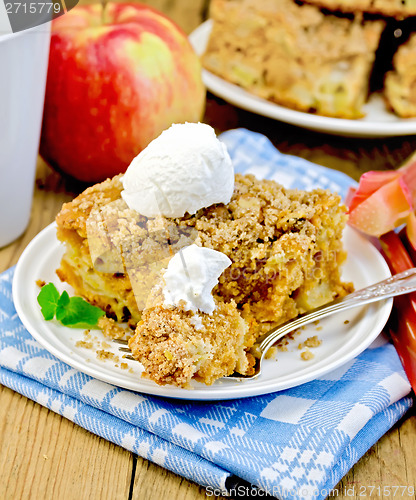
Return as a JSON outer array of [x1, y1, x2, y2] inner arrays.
[[121, 122, 234, 218], [162, 244, 232, 314]]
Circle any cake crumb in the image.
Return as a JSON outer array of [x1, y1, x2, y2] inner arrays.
[[304, 336, 322, 348], [265, 346, 278, 359], [344, 319, 350, 324], [96, 350, 114, 360], [276, 338, 289, 352], [96, 350, 120, 363], [301, 349, 314, 361], [98, 316, 127, 339], [121, 363, 128, 370], [75, 340, 93, 349], [36, 279, 46, 288]]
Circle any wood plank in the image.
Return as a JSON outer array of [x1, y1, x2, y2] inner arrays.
[[336, 408, 416, 499], [131, 456, 228, 500], [0, 385, 132, 500]]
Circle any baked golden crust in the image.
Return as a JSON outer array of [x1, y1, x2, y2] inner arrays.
[[302, 0, 416, 18], [56, 172, 352, 387], [129, 289, 254, 388], [202, 0, 384, 119], [384, 32, 416, 117], [56, 175, 124, 239], [55, 174, 142, 323]]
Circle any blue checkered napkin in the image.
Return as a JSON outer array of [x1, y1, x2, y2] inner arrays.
[[0, 129, 413, 500], [221, 129, 355, 197]]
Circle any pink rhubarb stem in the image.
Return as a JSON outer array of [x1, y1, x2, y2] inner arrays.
[[380, 231, 416, 393]]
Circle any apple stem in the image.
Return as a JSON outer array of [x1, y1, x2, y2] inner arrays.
[[101, 0, 107, 23]]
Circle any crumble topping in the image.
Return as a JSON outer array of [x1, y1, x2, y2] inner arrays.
[[56, 172, 352, 387], [97, 316, 129, 340]]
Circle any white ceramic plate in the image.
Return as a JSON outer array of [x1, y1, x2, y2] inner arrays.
[[13, 223, 392, 400], [189, 21, 416, 138]]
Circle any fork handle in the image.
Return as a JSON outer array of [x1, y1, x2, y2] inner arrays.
[[258, 267, 416, 358]]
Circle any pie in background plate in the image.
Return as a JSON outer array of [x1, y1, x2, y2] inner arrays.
[[302, 0, 416, 17], [385, 32, 416, 117], [202, 0, 385, 119], [202, 0, 416, 119]]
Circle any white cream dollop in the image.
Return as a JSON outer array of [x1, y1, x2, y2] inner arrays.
[[163, 244, 231, 314], [121, 123, 234, 218]]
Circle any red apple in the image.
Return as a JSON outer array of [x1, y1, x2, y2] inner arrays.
[[40, 2, 206, 183]]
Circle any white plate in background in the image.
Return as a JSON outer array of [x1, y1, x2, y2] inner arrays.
[[189, 20, 416, 138]]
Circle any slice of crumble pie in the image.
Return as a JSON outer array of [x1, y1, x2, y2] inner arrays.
[[56, 173, 352, 387]]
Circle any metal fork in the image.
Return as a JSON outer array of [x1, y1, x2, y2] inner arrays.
[[113, 268, 416, 381]]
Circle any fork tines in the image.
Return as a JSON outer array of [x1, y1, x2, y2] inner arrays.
[[112, 338, 138, 362], [112, 338, 129, 345]]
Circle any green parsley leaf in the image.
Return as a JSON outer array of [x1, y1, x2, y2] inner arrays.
[[37, 283, 60, 321], [37, 284, 105, 327]]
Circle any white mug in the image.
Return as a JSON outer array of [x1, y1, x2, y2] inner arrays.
[[0, 23, 50, 247]]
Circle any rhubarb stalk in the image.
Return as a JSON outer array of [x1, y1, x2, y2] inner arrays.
[[379, 231, 416, 392]]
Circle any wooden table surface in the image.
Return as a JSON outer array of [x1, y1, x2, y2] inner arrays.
[[1, 1, 416, 499]]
